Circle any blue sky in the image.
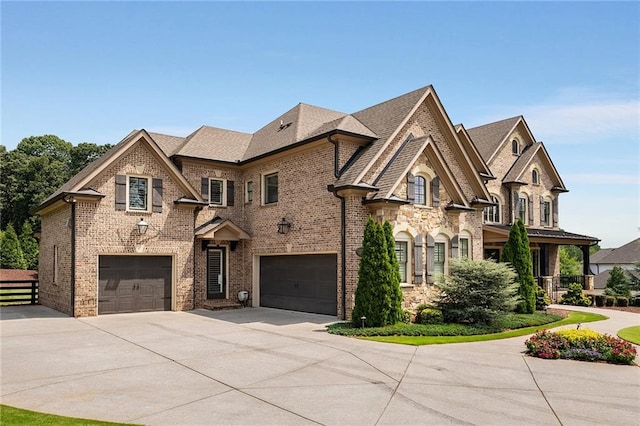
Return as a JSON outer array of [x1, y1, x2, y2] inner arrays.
[[2, 1, 638, 248]]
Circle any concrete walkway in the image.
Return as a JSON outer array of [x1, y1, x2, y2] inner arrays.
[[1, 305, 638, 425]]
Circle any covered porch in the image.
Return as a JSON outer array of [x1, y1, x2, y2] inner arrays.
[[483, 225, 600, 301]]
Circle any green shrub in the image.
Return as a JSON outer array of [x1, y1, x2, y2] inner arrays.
[[595, 295, 606, 307], [633, 296, 640, 307], [616, 297, 629, 307], [604, 265, 632, 299], [605, 296, 615, 306], [413, 303, 430, 323], [434, 258, 519, 325], [535, 286, 550, 310], [400, 309, 412, 324], [559, 283, 591, 307], [420, 308, 443, 324]]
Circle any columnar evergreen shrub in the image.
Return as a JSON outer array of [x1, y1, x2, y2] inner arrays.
[[501, 220, 536, 313], [383, 220, 404, 325], [0, 224, 27, 269], [19, 221, 39, 270], [352, 217, 392, 327], [559, 283, 591, 306], [434, 258, 519, 325], [604, 266, 632, 299]]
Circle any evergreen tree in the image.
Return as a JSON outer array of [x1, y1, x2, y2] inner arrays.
[[383, 220, 403, 324], [501, 219, 536, 313], [0, 224, 27, 269], [20, 221, 39, 270], [604, 265, 632, 298], [352, 217, 392, 327]]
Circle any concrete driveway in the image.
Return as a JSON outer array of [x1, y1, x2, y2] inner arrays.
[[1, 305, 638, 425]]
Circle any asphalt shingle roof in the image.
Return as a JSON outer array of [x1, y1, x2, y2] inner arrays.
[[503, 142, 541, 183], [590, 238, 640, 265], [467, 116, 521, 161], [175, 126, 252, 163]]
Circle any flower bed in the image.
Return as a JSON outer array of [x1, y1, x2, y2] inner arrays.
[[525, 329, 637, 365]]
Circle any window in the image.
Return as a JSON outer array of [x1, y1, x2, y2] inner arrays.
[[532, 169, 539, 185], [512, 139, 519, 155], [460, 238, 469, 259], [246, 181, 254, 203], [414, 176, 426, 205], [209, 179, 224, 206], [542, 200, 551, 226], [395, 241, 408, 282], [434, 242, 445, 276], [483, 196, 500, 223], [128, 176, 149, 211], [518, 195, 527, 222], [531, 249, 540, 277], [263, 172, 278, 204]]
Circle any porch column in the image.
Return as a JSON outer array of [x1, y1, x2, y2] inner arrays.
[[581, 245, 591, 275]]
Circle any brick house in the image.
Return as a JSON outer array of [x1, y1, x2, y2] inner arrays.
[[34, 85, 596, 318]]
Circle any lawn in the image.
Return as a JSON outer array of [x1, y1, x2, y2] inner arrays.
[[328, 311, 608, 346], [617, 326, 640, 345], [0, 405, 135, 426]]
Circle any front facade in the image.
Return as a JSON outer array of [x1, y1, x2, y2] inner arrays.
[[35, 85, 595, 318]]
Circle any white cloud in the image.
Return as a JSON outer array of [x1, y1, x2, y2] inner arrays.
[[563, 173, 639, 185], [524, 99, 639, 143]]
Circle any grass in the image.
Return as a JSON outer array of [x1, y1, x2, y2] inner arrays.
[[618, 326, 640, 345], [0, 405, 136, 425], [331, 311, 608, 346]]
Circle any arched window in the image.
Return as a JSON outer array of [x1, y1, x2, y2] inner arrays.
[[483, 195, 501, 224], [512, 139, 519, 155], [532, 169, 539, 185], [414, 176, 426, 205]]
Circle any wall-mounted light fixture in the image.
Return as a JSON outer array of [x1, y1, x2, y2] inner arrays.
[[277, 217, 292, 234], [137, 218, 149, 235]]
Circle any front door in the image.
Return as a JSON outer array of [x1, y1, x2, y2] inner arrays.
[[207, 248, 226, 299]]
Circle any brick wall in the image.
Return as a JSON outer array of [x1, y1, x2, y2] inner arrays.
[[38, 205, 72, 314]]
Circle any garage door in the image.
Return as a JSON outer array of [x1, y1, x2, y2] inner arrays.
[[98, 256, 172, 315], [260, 254, 337, 316]]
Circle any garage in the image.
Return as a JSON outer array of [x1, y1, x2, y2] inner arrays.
[[259, 254, 337, 316], [98, 255, 172, 315]]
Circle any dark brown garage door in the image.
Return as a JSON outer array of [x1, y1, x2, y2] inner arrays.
[[98, 256, 172, 315], [260, 254, 337, 316]]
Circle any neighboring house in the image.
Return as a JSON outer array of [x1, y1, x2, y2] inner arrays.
[[467, 117, 599, 292], [34, 85, 596, 318], [590, 238, 640, 290]]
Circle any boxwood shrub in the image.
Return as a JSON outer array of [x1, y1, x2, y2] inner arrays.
[[605, 296, 615, 306], [595, 295, 606, 307], [616, 296, 629, 307]]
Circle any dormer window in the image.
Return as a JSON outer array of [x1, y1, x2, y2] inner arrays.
[[532, 169, 539, 185], [512, 139, 519, 155]]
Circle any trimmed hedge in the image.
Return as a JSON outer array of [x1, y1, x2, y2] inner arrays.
[[595, 295, 606, 307], [616, 296, 629, 307]]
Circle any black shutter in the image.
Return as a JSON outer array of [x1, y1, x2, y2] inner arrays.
[[552, 197, 559, 227], [426, 234, 435, 284], [406, 173, 415, 203], [152, 178, 163, 213], [414, 234, 423, 284], [528, 196, 534, 226], [431, 177, 440, 207], [539, 196, 544, 225], [115, 175, 126, 211], [201, 177, 209, 204], [227, 180, 234, 206], [451, 235, 459, 259]]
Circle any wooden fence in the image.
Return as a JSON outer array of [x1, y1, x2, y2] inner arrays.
[[0, 280, 39, 305]]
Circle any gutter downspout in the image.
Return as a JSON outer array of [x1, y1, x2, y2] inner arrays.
[[328, 135, 347, 320], [64, 196, 77, 317], [193, 205, 203, 310]]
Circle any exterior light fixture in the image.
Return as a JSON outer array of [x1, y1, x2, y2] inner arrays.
[[137, 218, 149, 235], [277, 217, 291, 234]]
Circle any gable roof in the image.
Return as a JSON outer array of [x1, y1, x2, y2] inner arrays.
[[35, 130, 203, 214], [336, 86, 432, 187], [148, 132, 186, 157], [455, 124, 494, 179], [467, 116, 535, 163], [590, 238, 640, 265], [502, 142, 567, 190]]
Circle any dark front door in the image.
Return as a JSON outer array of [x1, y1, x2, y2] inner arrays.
[[207, 248, 226, 299], [260, 254, 337, 316], [98, 255, 172, 314]]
